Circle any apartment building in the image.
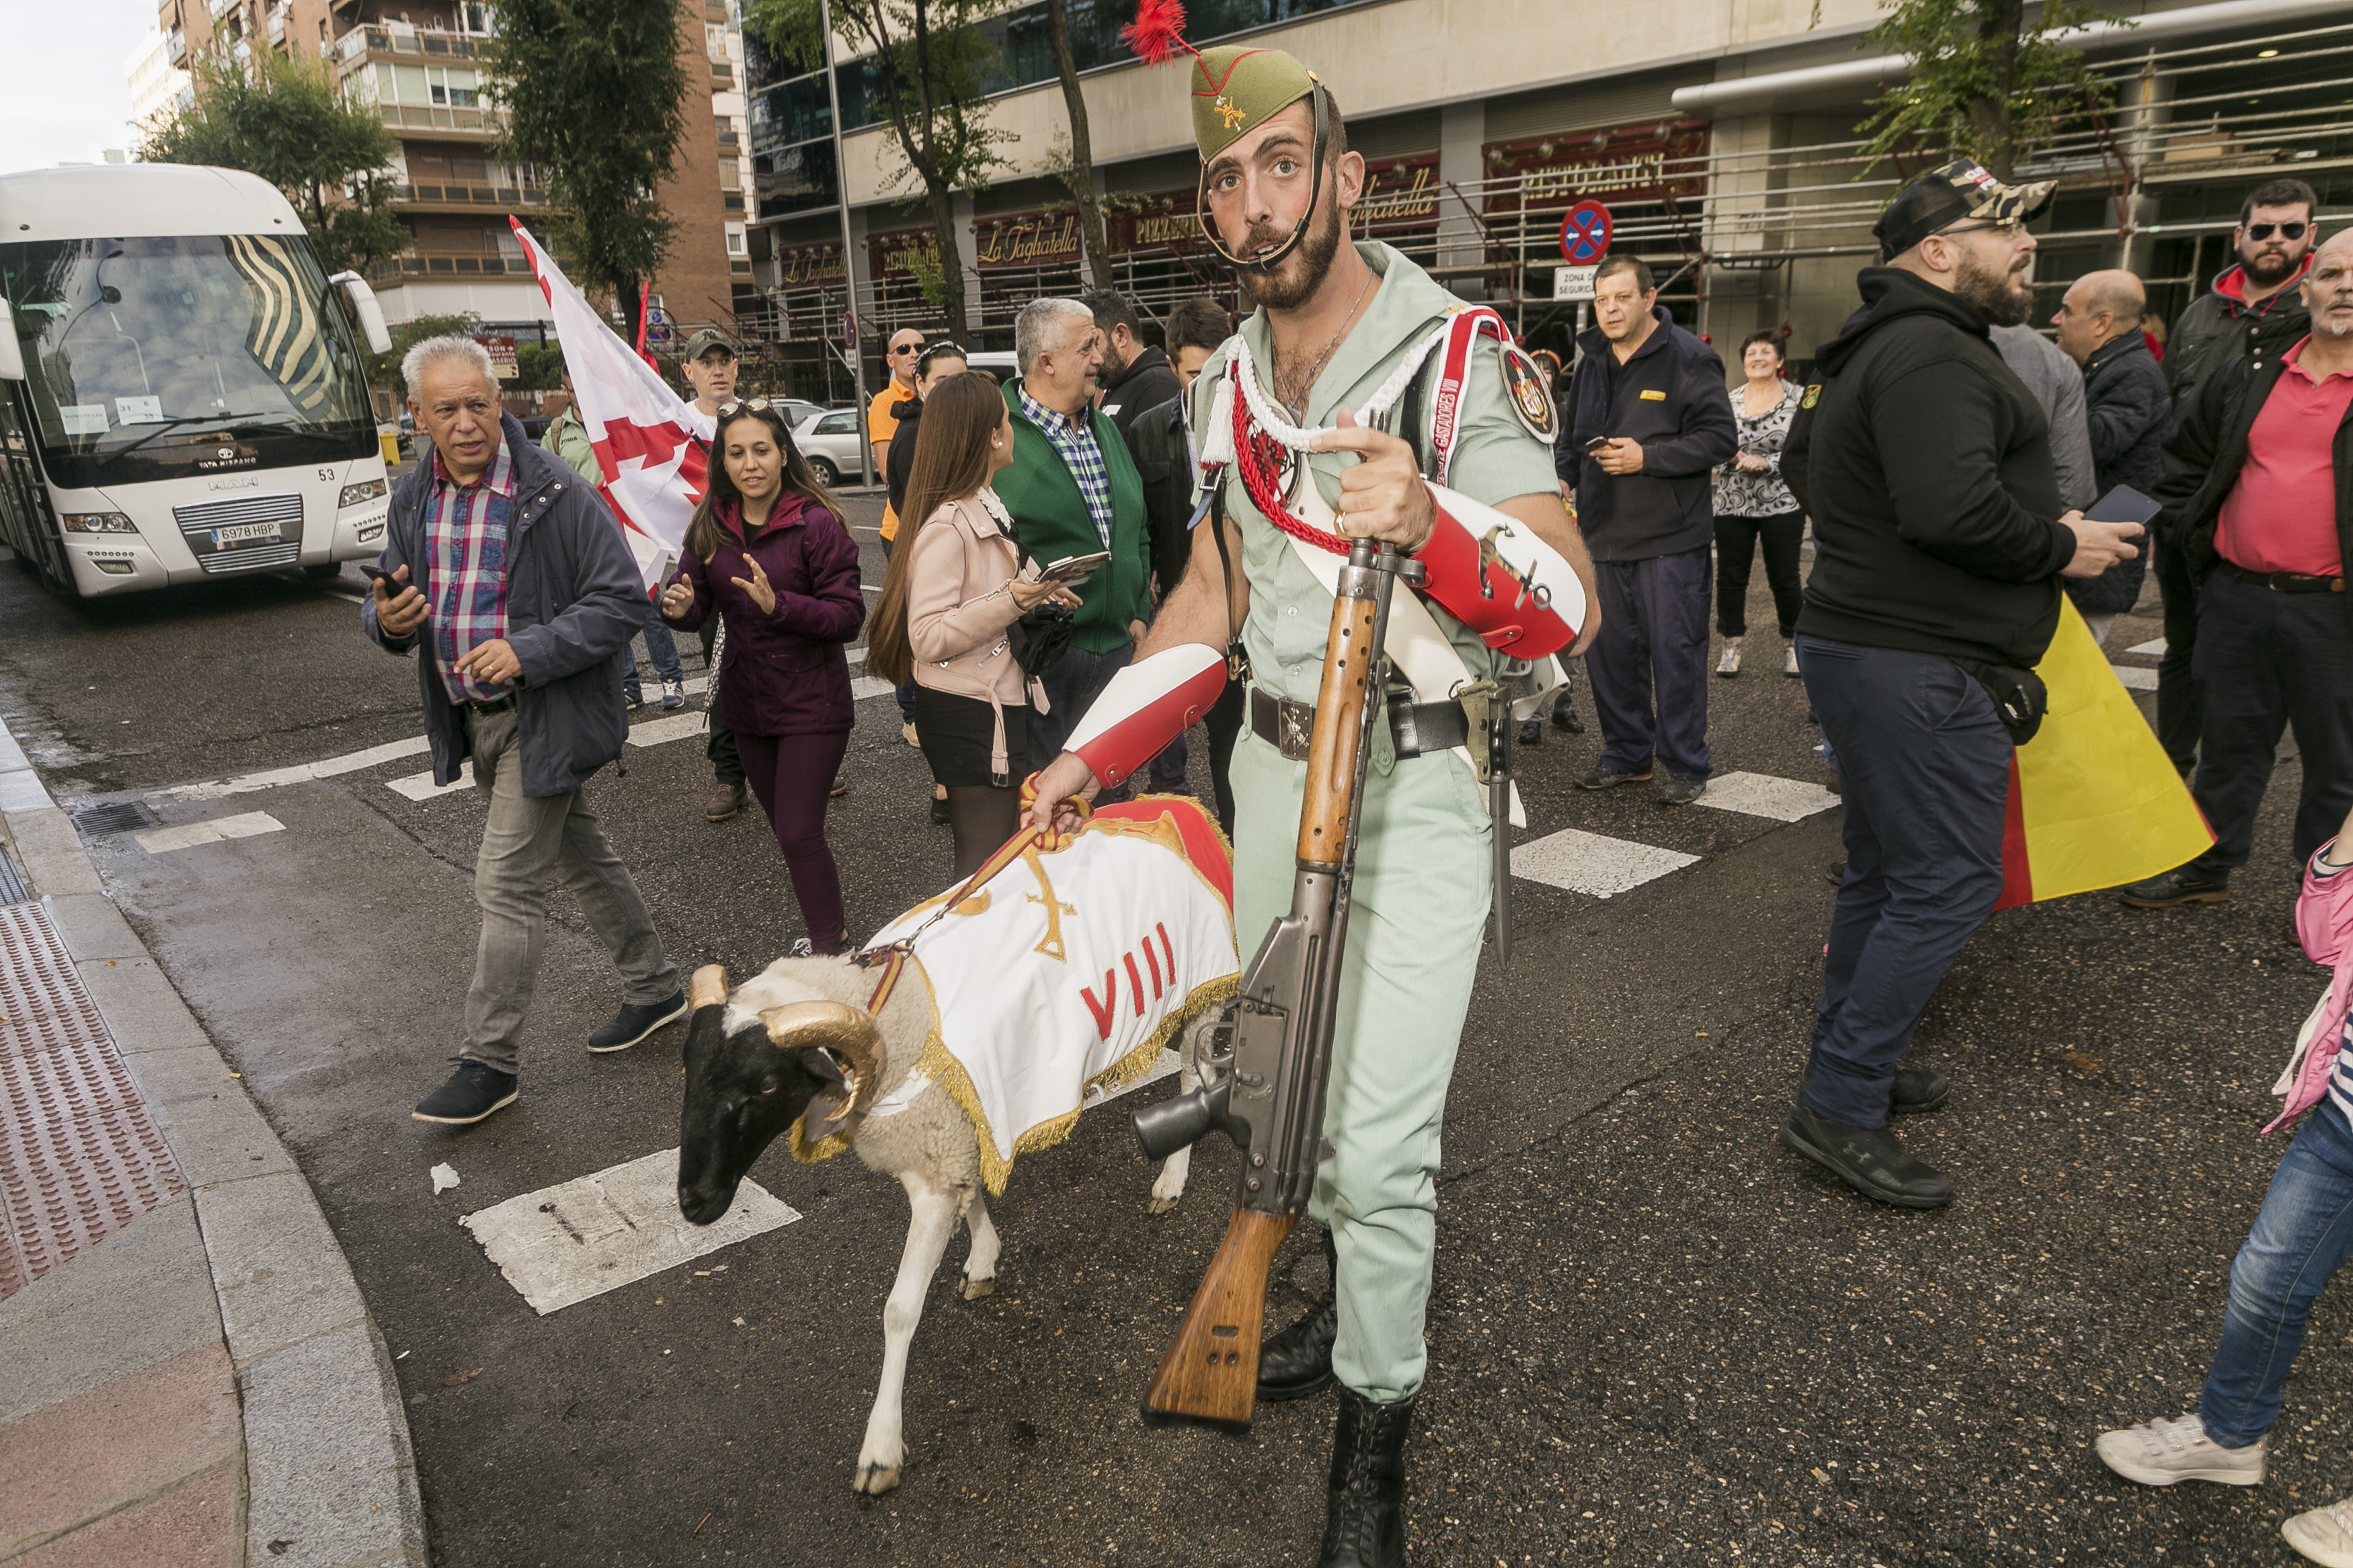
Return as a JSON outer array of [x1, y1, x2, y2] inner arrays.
[[149, 0, 757, 352], [741, 0, 2353, 399]]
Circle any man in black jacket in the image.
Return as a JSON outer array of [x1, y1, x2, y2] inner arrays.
[[2122, 229, 2353, 910], [1084, 290, 1183, 445], [2154, 178, 2319, 773], [2054, 267, 2169, 644], [1561, 255, 1737, 804], [1781, 161, 2143, 1209]]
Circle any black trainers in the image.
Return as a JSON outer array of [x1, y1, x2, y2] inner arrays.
[[413, 1059, 518, 1125], [1516, 716, 1544, 747], [1656, 774, 1706, 806], [1550, 702, 1583, 735], [1778, 1104, 1953, 1208], [1890, 1066, 1951, 1116], [587, 989, 688, 1053], [2118, 868, 2230, 908], [1577, 766, 1652, 790]]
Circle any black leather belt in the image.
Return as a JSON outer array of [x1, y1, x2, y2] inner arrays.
[[2218, 561, 2344, 593], [1248, 686, 1469, 762], [462, 694, 517, 716]]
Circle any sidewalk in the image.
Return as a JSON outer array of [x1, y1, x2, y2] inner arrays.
[[0, 720, 423, 1568]]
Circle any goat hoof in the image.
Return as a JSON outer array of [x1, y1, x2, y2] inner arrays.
[[1147, 1195, 1180, 1214], [854, 1460, 902, 1495], [961, 1276, 996, 1301]]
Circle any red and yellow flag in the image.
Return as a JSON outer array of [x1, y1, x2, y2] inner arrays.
[[1995, 599, 2213, 909]]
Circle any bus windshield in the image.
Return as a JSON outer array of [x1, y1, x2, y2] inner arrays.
[[1, 233, 375, 487]]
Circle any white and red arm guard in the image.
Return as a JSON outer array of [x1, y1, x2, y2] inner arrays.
[[1412, 483, 1587, 659], [1064, 644, 1228, 788]]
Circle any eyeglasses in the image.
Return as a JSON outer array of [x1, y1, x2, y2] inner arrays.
[[714, 399, 777, 417], [2247, 221, 2310, 241], [889, 341, 923, 356], [1938, 217, 2025, 239]]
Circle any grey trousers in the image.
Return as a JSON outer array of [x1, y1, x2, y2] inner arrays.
[[461, 708, 680, 1074]]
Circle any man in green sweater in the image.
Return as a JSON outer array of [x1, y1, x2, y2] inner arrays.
[[994, 297, 1156, 778]]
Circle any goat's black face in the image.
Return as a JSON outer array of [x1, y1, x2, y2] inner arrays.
[[677, 1003, 839, 1226]]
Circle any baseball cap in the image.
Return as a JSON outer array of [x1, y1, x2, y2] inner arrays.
[[682, 328, 737, 361], [1873, 159, 2056, 263]]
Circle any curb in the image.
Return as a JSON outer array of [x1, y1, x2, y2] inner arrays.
[[0, 719, 428, 1568]]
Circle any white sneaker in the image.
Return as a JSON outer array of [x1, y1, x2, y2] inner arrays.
[[1716, 637, 1743, 677], [1783, 644, 1801, 677], [2284, 1494, 2353, 1566], [2095, 1413, 2265, 1487], [660, 679, 685, 710]]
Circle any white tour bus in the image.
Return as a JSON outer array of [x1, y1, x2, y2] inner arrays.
[[0, 164, 397, 597]]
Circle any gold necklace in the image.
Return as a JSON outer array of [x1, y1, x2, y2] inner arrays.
[[1272, 266, 1375, 417]]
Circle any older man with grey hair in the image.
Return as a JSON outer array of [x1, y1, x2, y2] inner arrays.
[[366, 335, 684, 1126], [995, 297, 1155, 768]]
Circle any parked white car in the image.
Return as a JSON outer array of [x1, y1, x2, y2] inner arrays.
[[792, 407, 871, 486]]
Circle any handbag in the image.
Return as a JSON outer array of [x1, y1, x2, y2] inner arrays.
[[975, 487, 1074, 677]]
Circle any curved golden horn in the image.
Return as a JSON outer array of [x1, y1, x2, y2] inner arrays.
[[760, 1001, 886, 1120], [688, 964, 730, 1012]]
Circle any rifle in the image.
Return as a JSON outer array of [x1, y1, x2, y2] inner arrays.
[[1130, 536, 1423, 1432]]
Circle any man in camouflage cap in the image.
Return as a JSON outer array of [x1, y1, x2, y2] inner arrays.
[[1029, 26, 1597, 1567]]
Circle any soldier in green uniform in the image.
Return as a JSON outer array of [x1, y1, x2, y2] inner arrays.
[[1028, 39, 1597, 1568]]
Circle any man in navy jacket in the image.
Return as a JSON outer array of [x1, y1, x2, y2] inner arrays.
[[1561, 256, 1737, 803]]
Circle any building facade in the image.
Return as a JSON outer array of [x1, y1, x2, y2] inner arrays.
[[739, 0, 2353, 401]]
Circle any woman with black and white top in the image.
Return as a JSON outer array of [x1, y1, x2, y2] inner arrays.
[[1712, 330, 1806, 678]]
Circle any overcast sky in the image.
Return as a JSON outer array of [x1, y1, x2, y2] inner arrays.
[[0, 3, 155, 174]]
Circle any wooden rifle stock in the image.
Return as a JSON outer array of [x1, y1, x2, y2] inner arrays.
[[1142, 541, 1404, 1432]]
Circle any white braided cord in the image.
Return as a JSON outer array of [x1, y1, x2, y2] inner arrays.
[[1223, 317, 1460, 453]]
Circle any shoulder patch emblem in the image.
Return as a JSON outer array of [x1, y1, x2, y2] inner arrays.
[[1500, 345, 1558, 444], [1801, 383, 1822, 409]]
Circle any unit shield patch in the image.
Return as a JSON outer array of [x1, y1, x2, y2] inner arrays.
[[1500, 344, 1558, 444]]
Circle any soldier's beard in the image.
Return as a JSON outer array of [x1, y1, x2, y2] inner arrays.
[[1230, 192, 1346, 312], [1954, 250, 2033, 328]]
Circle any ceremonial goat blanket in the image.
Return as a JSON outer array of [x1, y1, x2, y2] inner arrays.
[[794, 796, 1237, 1193]]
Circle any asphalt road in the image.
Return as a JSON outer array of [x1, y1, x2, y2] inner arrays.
[[0, 497, 2336, 1568]]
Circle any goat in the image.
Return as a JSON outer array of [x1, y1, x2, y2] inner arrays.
[[676, 958, 1218, 1494]]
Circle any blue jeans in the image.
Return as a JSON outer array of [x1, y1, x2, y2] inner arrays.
[[1797, 636, 2009, 1127], [2200, 1099, 2353, 1448], [1586, 546, 1712, 780], [621, 602, 683, 696]]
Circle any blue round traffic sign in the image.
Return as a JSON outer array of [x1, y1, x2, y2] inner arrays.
[[1560, 200, 1613, 263]]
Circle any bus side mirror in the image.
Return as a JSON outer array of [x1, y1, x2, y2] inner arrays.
[[329, 272, 393, 356], [0, 301, 24, 382]]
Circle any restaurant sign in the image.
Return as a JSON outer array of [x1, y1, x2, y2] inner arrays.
[[973, 208, 1084, 271], [1483, 120, 1708, 213], [867, 226, 945, 280], [773, 241, 846, 288]]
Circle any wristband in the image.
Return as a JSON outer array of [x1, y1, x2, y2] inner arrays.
[[1411, 484, 1585, 659], [1064, 644, 1229, 788]]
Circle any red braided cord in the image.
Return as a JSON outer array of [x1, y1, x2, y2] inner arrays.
[[1229, 369, 1349, 555]]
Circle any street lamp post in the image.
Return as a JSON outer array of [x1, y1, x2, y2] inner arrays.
[[818, 0, 873, 487]]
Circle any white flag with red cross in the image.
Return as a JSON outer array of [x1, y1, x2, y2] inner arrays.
[[510, 218, 712, 592]]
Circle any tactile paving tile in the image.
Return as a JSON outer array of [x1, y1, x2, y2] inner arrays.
[[0, 902, 184, 1297]]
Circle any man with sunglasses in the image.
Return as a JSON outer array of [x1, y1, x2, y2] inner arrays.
[[2155, 179, 2320, 776], [872, 327, 928, 745], [1778, 159, 2143, 1210]]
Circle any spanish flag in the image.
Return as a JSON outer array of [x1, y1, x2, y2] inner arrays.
[[1995, 599, 2214, 909]]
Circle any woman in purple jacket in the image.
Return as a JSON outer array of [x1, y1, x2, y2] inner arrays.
[[660, 403, 865, 954]]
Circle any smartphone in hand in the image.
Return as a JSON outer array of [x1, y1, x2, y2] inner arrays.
[[1041, 550, 1113, 586], [1585, 436, 1614, 454], [2086, 484, 2161, 528], [360, 563, 407, 595]]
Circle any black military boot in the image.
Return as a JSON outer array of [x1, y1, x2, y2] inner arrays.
[[1257, 1225, 1338, 1401], [1317, 1388, 1414, 1568]]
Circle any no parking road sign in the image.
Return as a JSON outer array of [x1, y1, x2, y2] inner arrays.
[[1558, 199, 1613, 264]]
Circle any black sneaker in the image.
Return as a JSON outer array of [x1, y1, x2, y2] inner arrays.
[[413, 1059, 518, 1125], [1550, 702, 1584, 735], [1778, 1104, 1952, 1208], [2118, 868, 2230, 908], [1577, 766, 1652, 790], [1656, 774, 1706, 806], [1890, 1066, 1951, 1116], [587, 989, 689, 1053], [1517, 716, 1544, 747]]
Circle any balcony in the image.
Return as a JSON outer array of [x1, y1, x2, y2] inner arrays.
[[368, 252, 526, 283], [335, 24, 484, 66], [711, 61, 735, 87], [165, 26, 186, 65], [369, 101, 506, 139], [396, 182, 549, 210]]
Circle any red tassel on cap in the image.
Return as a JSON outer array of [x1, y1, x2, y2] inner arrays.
[[1119, 0, 1195, 65]]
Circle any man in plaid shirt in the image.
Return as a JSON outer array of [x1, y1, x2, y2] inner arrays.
[[993, 298, 1156, 776], [367, 337, 685, 1127]]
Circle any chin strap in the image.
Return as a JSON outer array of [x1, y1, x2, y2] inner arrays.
[[1195, 85, 1332, 276], [1064, 644, 1231, 787]]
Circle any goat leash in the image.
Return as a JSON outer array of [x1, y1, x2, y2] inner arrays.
[[850, 774, 1093, 1016]]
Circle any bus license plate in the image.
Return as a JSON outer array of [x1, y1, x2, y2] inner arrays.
[[208, 522, 281, 549]]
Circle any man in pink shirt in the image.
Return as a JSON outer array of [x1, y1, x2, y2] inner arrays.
[[2126, 230, 2353, 907]]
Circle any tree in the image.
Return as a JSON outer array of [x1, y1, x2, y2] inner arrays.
[[1043, 0, 1112, 290], [139, 49, 405, 275], [1857, 0, 2123, 180], [368, 312, 482, 391], [482, 0, 691, 337], [752, 0, 1010, 337]]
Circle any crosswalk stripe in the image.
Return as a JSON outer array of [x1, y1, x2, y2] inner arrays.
[[1512, 829, 1699, 899], [134, 811, 288, 855], [2113, 665, 2158, 691], [2126, 637, 2166, 656], [1695, 771, 1839, 822]]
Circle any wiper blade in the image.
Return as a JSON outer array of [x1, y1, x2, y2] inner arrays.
[[109, 413, 304, 458]]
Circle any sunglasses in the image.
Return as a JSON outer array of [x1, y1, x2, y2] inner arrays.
[[715, 398, 776, 415], [2247, 221, 2310, 241], [889, 341, 923, 356]]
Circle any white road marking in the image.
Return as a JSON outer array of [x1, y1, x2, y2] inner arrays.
[[626, 714, 710, 748], [2126, 637, 2166, 656], [461, 1146, 801, 1316], [1511, 829, 1699, 899], [134, 811, 287, 855], [1082, 1048, 1182, 1109], [1695, 772, 1840, 823], [387, 764, 473, 801], [154, 737, 432, 803], [2112, 665, 2159, 691], [852, 676, 896, 701]]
